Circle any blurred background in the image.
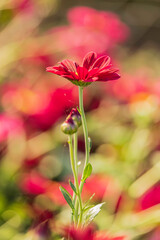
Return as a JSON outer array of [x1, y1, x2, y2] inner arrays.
[[0, 0, 160, 239]]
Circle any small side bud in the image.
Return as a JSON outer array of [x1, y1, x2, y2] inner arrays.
[[61, 118, 78, 135], [70, 108, 82, 127]]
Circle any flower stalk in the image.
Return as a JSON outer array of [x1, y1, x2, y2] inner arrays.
[[47, 51, 120, 227], [78, 86, 90, 190], [68, 134, 83, 226]]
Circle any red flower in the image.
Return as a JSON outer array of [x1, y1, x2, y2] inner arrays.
[[46, 52, 120, 87], [64, 225, 127, 240]]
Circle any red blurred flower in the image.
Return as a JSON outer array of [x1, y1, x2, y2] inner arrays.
[[83, 174, 110, 202], [19, 171, 49, 195], [23, 156, 41, 169], [64, 225, 94, 240], [83, 174, 120, 203], [46, 52, 120, 87], [138, 183, 160, 210], [19, 171, 73, 205], [46, 181, 72, 206], [64, 225, 127, 240], [32, 210, 53, 239], [1, 84, 78, 131], [27, 87, 77, 130]]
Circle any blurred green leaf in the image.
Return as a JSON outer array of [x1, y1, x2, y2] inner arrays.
[[69, 180, 77, 195], [81, 163, 92, 182], [59, 186, 74, 211]]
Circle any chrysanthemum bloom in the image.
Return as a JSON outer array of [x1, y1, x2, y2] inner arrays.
[[46, 52, 120, 87]]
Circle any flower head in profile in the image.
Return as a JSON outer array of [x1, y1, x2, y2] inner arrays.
[[46, 52, 120, 87]]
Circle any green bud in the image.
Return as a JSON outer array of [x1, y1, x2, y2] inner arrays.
[[61, 118, 78, 135]]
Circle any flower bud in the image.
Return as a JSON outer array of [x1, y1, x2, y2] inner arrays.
[[61, 117, 78, 135], [70, 108, 82, 127]]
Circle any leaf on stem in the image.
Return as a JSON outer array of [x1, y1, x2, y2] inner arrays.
[[83, 204, 95, 213], [83, 193, 95, 209], [59, 186, 74, 211], [77, 107, 81, 115], [69, 180, 77, 195], [81, 163, 92, 182], [88, 137, 92, 152]]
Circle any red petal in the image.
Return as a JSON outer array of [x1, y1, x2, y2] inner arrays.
[[82, 51, 97, 70], [60, 59, 78, 73], [92, 55, 110, 69], [97, 71, 120, 81], [77, 66, 88, 80], [86, 68, 99, 79], [46, 66, 78, 81], [46, 65, 65, 73]]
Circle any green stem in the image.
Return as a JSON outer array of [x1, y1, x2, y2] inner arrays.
[[72, 133, 78, 220], [78, 86, 90, 193], [74, 86, 90, 226], [68, 135, 83, 226], [74, 133, 78, 177]]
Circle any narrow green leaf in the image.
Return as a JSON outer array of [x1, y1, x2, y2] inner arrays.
[[83, 193, 95, 209], [69, 180, 77, 195], [88, 137, 92, 152], [83, 204, 95, 213], [84, 202, 105, 225], [59, 186, 74, 210], [77, 107, 81, 115], [81, 163, 92, 182]]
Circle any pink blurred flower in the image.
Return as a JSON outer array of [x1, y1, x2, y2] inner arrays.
[[12, 0, 35, 14], [47, 52, 120, 87], [51, 26, 111, 57], [149, 228, 160, 240], [0, 114, 23, 142], [68, 7, 129, 44], [152, 81, 160, 104], [95, 231, 127, 240], [21, 53, 53, 69], [107, 72, 152, 103], [51, 7, 129, 57]]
